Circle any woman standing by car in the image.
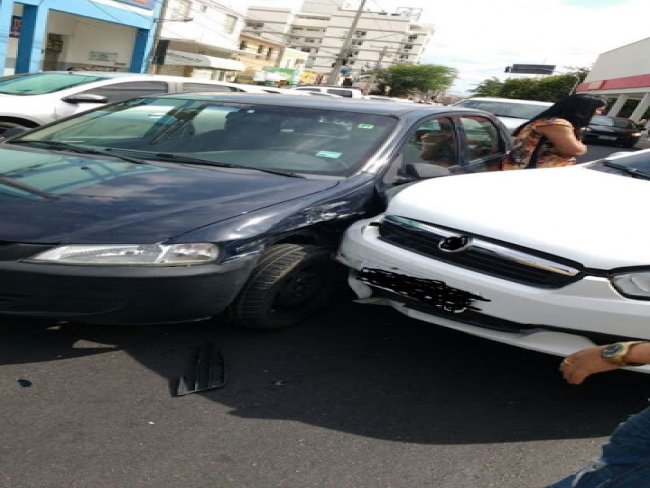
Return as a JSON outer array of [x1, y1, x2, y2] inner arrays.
[[502, 94, 608, 170]]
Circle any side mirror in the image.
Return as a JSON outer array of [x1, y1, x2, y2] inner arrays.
[[61, 93, 108, 104], [404, 162, 451, 179]]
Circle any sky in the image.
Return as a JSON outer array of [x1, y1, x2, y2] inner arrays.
[[243, 0, 650, 94]]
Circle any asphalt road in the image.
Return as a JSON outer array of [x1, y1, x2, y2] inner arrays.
[[1, 143, 648, 488]]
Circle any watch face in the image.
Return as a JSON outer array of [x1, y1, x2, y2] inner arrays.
[[602, 343, 625, 358]]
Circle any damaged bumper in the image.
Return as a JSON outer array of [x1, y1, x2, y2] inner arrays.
[[336, 218, 650, 367]]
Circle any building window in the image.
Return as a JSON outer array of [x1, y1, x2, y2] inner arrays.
[[355, 30, 367, 37], [304, 38, 315, 43], [224, 14, 237, 35], [240, 40, 248, 50], [257, 44, 264, 53], [247, 21, 264, 29], [408, 34, 418, 41], [171, 0, 192, 20], [352, 40, 363, 46], [266, 48, 274, 60]]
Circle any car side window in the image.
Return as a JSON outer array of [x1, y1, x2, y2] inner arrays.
[[181, 83, 234, 93], [460, 116, 502, 161], [326, 88, 352, 98], [400, 117, 457, 170], [79, 81, 168, 103]]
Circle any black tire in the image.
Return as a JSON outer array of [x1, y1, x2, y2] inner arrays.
[[226, 244, 334, 330]]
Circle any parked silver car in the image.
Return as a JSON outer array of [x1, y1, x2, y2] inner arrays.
[[453, 97, 552, 133], [0, 71, 267, 134]]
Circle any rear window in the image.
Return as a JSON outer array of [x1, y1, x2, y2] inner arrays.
[[0, 72, 108, 95], [590, 115, 635, 129], [456, 99, 550, 119]]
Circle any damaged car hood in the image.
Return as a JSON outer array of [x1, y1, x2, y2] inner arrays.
[[387, 165, 650, 269], [0, 147, 339, 243]]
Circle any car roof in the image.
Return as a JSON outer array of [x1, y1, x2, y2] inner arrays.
[[146, 92, 472, 116], [458, 97, 552, 106], [39, 71, 253, 87]]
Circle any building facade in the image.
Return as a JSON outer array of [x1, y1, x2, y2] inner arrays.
[[152, 0, 245, 81], [244, 1, 433, 84], [576, 37, 650, 121], [0, 0, 162, 75]]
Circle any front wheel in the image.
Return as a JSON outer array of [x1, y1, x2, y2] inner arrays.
[[225, 244, 334, 330]]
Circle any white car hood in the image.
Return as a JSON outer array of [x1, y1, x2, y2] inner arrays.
[[387, 165, 650, 269]]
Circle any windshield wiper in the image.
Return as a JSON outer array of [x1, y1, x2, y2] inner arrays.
[[153, 152, 305, 178], [9, 140, 148, 165], [601, 161, 650, 180]]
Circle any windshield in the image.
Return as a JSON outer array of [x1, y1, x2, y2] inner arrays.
[[456, 99, 550, 119], [0, 72, 108, 95], [11, 97, 397, 177], [589, 152, 650, 177], [590, 115, 635, 129]]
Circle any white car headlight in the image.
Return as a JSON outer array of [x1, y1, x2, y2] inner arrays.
[[26, 243, 219, 266], [611, 272, 650, 299]]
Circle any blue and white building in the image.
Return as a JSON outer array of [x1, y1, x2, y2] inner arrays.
[[0, 0, 162, 75]]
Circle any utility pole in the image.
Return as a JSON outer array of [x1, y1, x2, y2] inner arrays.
[[148, 0, 170, 74], [326, 0, 367, 85]]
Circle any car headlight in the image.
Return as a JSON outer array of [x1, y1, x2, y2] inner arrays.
[[25, 243, 219, 266], [611, 272, 650, 299], [631, 132, 642, 137]]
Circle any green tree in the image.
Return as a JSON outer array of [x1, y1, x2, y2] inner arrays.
[[373, 64, 457, 97], [469, 68, 590, 102]]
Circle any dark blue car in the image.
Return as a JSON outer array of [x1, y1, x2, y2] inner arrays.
[[0, 93, 510, 328]]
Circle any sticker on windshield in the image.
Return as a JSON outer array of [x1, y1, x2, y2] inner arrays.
[[357, 124, 374, 129], [316, 150, 342, 159]]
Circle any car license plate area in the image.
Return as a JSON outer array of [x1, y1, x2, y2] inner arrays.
[[599, 135, 617, 141], [359, 267, 490, 314]]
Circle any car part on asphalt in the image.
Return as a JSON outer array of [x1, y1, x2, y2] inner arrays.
[[170, 342, 225, 397]]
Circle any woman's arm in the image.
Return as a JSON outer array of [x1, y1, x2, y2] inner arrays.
[[537, 123, 587, 157]]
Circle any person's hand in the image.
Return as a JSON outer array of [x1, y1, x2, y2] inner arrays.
[[559, 346, 621, 384]]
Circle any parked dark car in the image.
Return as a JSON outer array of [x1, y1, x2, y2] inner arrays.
[[0, 93, 511, 328], [584, 114, 642, 147]]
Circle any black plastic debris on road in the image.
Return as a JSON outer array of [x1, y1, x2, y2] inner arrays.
[[170, 342, 225, 397], [17, 379, 32, 388]]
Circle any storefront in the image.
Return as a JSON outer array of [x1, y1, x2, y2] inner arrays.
[[577, 37, 650, 121], [156, 48, 244, 81], [0, 0, 162, 75]]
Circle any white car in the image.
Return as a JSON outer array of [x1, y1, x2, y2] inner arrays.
[[453, 97, 552, 133], [0, 71, 267, 134], [336, 149, 650, 372]]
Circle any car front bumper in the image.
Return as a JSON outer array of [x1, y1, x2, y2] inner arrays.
[[0, 253, 258, 325], [336, 218, 650, 367]]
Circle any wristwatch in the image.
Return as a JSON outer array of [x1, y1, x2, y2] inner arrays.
[[600, 341, 646, 366]]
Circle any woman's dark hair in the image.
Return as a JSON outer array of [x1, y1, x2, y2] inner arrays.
[[513, 94, 608, 136]]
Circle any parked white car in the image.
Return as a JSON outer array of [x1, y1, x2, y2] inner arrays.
[[337, 149, 650, 372], [0, 71, 267, 133], [453, 97, 552, 133]]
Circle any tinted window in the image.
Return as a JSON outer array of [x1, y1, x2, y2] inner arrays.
[[401, 117, 457, 169], [590, 115, 635, 129], [15, 98, 397, 177], [460, 116, 502, 160], [80, 81, 168, 103], [326, 88, 353, 98], [181, 83, 234, 93], [0, 72, 108, 95], [294, 87, 320, 92]]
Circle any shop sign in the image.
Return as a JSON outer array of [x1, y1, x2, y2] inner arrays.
[[89, 51, 118, 62], [111, 0, 155, 10], [9, 16, 21, 38]]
